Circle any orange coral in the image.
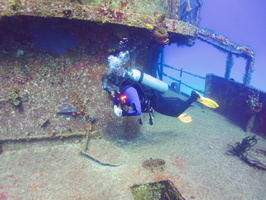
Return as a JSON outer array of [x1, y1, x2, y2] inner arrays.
[[153, 12, 169, 44], [70, 90, 92, 131]]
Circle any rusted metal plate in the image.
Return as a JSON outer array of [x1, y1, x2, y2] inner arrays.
[[0, 0, 197, 37], [205, 74, 266, 137]]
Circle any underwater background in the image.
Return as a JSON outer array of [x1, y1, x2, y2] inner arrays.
[[0, 0, 266, 200], [163, 0, 266, 95]]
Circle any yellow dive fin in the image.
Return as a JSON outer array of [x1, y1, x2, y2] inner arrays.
[[178, 113, 192, 123], [196, 93, 219, 108]]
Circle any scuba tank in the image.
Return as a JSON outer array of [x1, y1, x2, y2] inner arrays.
[[126, 69, 168, 94]]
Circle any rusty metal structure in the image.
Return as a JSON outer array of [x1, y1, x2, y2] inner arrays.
[[0, 0, 259, 144], [0, 0, 255, 85]]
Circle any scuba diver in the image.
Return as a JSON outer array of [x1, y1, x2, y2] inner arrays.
[[102, 69, 219, 125]]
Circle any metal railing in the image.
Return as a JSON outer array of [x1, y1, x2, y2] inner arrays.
[[157, 63, 205, 94]]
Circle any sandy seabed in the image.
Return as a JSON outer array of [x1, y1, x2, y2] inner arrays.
[[1, 101, 266, 200]]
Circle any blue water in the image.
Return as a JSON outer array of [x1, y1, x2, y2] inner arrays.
[[0, 7, 265, 200]]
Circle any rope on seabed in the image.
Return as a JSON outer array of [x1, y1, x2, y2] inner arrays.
[[227, 135, 266, 171]]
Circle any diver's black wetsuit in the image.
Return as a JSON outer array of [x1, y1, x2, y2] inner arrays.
[[102, 73, 199, 118], [142, 87, 198, 117]]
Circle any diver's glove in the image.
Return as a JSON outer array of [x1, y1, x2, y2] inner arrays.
[[114, 105, 122, 117]]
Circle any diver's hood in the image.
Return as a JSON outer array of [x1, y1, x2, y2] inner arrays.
[[102, 73, 121, 92]]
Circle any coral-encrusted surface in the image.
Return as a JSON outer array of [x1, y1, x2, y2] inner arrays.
[[0, 16, 149, 144], [0, 54, 107, 134], [0, 0, 197, 37]]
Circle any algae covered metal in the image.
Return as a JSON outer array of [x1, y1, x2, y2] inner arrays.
[[0, 0, 254, 84], [131, 180, 186, 200], [0, 0, 257, 145], [0, 0, 197, 37]]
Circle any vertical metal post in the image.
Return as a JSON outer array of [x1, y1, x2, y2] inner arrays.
[[225, 53, 233, 79], [177, 80, 181, 94], [178, 68, 183, 93], [159, 47, 164, 81], [243, 57, 254, 85]]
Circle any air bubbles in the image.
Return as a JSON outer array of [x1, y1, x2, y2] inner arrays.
[[108, 51, 130, 71]]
